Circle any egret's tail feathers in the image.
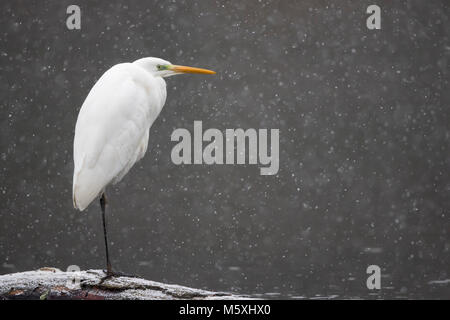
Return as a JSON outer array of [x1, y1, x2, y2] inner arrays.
[[73, 188, 89, 211], [73, 167, 107, 211], [73, 183, 90, 211]]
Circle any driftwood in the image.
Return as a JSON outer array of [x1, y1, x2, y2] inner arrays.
[[0, 268, 247, 300]]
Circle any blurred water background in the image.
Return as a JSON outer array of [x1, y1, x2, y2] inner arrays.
[[0, 0, 449, 298]]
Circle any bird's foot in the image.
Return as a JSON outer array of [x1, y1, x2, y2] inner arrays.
[[99, 269, 141, 283]]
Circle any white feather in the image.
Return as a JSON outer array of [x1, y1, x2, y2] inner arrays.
[[73, 61, 167, 211]]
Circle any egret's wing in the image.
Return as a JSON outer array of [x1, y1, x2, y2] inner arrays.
[[111, 127, 150, 184], [73, 64, 164, 210]]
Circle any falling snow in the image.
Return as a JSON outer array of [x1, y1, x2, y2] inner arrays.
[[0, 1, 449, 298]]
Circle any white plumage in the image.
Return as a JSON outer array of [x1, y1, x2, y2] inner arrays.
[[73, 57, 215, 211], [73, 59, 167, 210]]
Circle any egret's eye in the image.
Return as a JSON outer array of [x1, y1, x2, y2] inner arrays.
[[157, 64, 165, 71]]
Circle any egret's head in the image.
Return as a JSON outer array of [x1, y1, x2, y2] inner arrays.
[[134, 57, 215, 78]]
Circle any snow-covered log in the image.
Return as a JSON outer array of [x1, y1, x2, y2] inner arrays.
[[0, 267, 248, 300]]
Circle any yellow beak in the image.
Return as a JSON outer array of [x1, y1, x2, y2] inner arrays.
[[170, 65, 216, 75]]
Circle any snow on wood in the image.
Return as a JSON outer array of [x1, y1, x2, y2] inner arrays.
[[0, 267, 249, 300]]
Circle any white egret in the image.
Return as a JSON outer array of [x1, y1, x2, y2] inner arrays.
[[72, 57, 215, 278]]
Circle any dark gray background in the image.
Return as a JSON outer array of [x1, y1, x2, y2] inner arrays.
[[0, 0, 449, 298]]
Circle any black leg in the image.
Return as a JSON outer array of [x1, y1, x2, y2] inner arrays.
[[99, 193, 140, 283], [100, 193, 112, 275]]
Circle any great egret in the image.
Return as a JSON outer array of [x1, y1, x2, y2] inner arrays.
[[72, 57, 215, 278]]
